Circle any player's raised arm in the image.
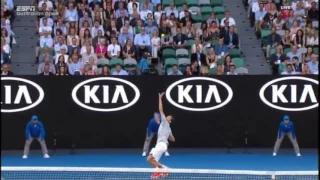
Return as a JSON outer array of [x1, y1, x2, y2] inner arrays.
[[158, 92, 165, 116]]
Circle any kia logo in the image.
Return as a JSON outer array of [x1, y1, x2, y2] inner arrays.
[[71, 77, 140, 112], [166, 77, 233, 111], [259, 76, 318, 111], [1, 77, 45, 113]]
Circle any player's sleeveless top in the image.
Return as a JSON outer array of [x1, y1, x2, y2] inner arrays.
[[157, 115, 172, 145]]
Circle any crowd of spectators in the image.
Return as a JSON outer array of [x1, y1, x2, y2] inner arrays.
[[246, 0, 319, 75], [1, 0, 14, 75]]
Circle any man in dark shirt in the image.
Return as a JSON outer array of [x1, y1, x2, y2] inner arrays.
[[180, 11, 194, 27], [266, 27, 282, 61], [307, 2, 318, 21], [173, 28, 187, 49]]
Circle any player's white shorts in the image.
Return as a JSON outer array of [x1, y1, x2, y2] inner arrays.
[[149, 142, 167, 162]]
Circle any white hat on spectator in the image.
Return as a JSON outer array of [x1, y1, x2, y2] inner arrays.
[[60, 45, 68, 51]]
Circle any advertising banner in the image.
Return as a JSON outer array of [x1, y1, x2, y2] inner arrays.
[[1, 76, 318, 150]]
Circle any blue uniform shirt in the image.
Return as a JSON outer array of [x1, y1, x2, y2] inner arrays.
[[25, 115, 46, 140], [147, 113, 161, 137], [278, 115, 296, 139]]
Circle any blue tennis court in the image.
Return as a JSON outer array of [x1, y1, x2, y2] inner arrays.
[[1, 149, 318, 179]]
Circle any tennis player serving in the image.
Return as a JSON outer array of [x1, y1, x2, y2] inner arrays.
[[147, 92, 175, 179]]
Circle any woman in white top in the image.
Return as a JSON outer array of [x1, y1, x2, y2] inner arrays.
[[120, 20, 134, 34], [154, 4, 165, 26], [67, 27, 80, 46], [304, 0, 313, 11], [1, 28, 10, 45], [128, 0, 140, 17], [306, 28, 319, 47], [151, 30, 161, 58]]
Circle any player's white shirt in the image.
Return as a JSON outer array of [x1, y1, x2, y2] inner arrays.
[[40, 17, 54, 27], [107, 44, 121, 56], [220, 17, 236, 27], [157, 115, 172, 145], [38, 0, 53, 11]]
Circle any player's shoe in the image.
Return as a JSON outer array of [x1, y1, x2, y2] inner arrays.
[[44, 154, 50, 158], [151, 172, 160, 179], [297, 153, 301, 157], [160, 172, 169, 178], [272, 153, 276, 156], [142, 152, 147, 156], [164, 151, 170, 156], [22, 155, 28, 159]]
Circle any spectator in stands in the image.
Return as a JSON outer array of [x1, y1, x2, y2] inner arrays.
[[207, 12, 219, 28], [91, 20, 104, 38], [1, 64, 13, 75], [301, 63, 312, 75], [128, 0, 139, 17], [294, 29, 305, 48], [190, 61, 199, 75], [68, 55, 85, 75], [38, 58, 56, 75], [281, 64, 299, 75], [183, 21, 196, 39], [82, 46, 98, 63], [201, 66, 209, 75], [173, 28, 187, 49], [67, 27, 80, 47], [158, 20, 171, 37], [227, 65, 238, 75], [38, 0, 53, 11], [303, 47, 314, 63], [92, 30, 104, 47], [55, 55, 69, 74], [100, 66, 111, 75], [139, 52, 149, 73], [112, 63, 129, 75], [289, 20, 301, 37], [266, 27, 282, 61], [95, 38, 107, 58], [270, 45, 286, 75], [146, 19, 158, 37], [38, 47, 53, 64], [119, 27, 134, 47], [116, 10, 130, 31], [107, 37, 121, 58], [1, 38, 10, 54], [215, 38, 228, 58], [120, 20, 134, 34], [292, 56, 302, 73], [180, 11, 194, 27], [151, 30, 160, 57], [224, 26, 239, 49], [39, 17, 52, 40], [139, 4, 151, 21], [168, 64, 183, 75], [273, 13, 285, 30], [307, 2, 318, 21], [206, 47, 219, 68], [208, 21, 220, 40], [219, 20, 230, 38], [165, 2, 178, 18], [220, 11, 236, 28], [54, 38, 68, 55], [223, 55, 233, 73], [160, 31, 173, 51], [1, 47, 10, 64], [286, 45, 302, 63], [65, 2, 78, 22], [307, 54, 319, 74], [281, 29, 293, 48], [154, 4, 164, 25], [216, 64, 224, 75], [134, 27, 151, 60], [254, 3, 267, 33], [84, 65, 97, 75], [306, 29, 318, 47], [123, 39, 136, 59], [191, 46, 207, 68], [54, 18, 67, 37], [55, 47, 69, 64], [293, 2, 306, 24], [78, 5, 92, 22], [191, 37, 204, 54], [1, 28, 10, 47]]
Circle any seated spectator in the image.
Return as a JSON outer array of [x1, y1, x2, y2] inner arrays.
[[307, 54, 319, 74], [207, 12, 220, 28], [146, 19, 158, 37], [118, 27, 134, 46], [191, 37, 204, 54], [303, 47, 314, 63], [120, 20, 134, 34], [55, 47, 69, 64], [281, 64, 299, 75], [173, 28, 187, 49], [154, 4, 164, 25], [289, 20, 301, 37], [294, 29, 305, 48], [216, 64, 224, 75], [191, 46, 207, 68], [278, 56, 290, 73], [54, 18, 67, 37], [196, 22, 207, 37], [281, 29, 294, 49], [112, 64, 129, 75], [134, 27, 151, 60], [116, 10, 130, 31], [220, 10, 236, 28], [65, 2, 78, 23], [139, 53, 149, 72], [224, 26, 239, 49], [92, 30, 105, 47], [226, 64, 238, 75], [100, 66, 111, 75], [140, 3, 152, 21], [55, 55, 69, 74], [273, 14, 286, 30], [38, 58, 56, 75], [1, 47, 10, 64], [270, 45, 286, 75], [293, 2, 306, 25], [301, 63, 312, 75], [286, 45, 302, 62], [306, 29, 318, 47], [79, 12, 93, 28], [84, 65, 97, 75], [68, 37, 81, 54], [56, 64, 69, 76], [91, 20, 105, 38], [307, 2, 318, 22], [206, 47, 219, 68], [168, 14, 178, 36], [266, 27, 282, 61], [95, 38, 108, 58], [182, 21, 196, 39], [200, 66, 209, 75], [54, 29, 65, 44], [107, 37, 121, 58], [285, 10, 295, 29], [184, 65, 193, 75], [80, 21, 91, 38], [219, 20, 230, 38], [54, 38, 68, 55], [254, 3, 266, 33], [168, 64, 183, 75], [68, 55, 85, 75], [151, 30, 160, 57], [292, 56, 302, 73], [80, 40, 94, 54], [1, 28, 10, 46], [128, 0, 140, 17], [165, 2, 178, 19], [115, 2, 129, 19], [215, 38, 229, 58], [143, 13, 157, 27], [123, 39, 136, 59], [82, 46, 98, 63], [208, 21, 220, 40], [1, 38, 10, 54], [222, 55, 233, 73], [38, 47, 53, 63], [67, 27, 80, 47], [1, 63, 13, 75]]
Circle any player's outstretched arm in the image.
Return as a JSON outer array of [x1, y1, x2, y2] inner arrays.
[[158, 92, 165, 116]]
